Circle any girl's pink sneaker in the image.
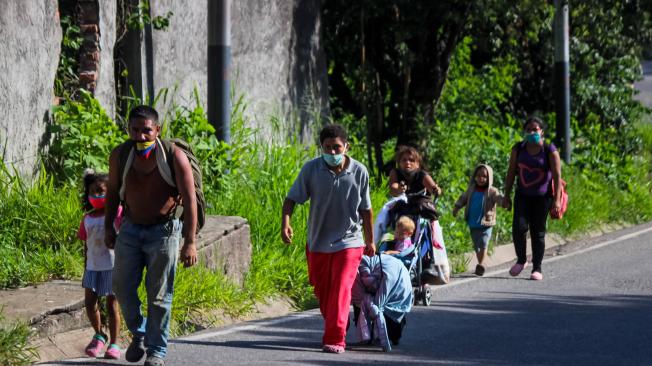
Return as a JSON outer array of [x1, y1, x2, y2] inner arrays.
[[509, 262, 528, 277], [104, 344, 121, 359], [85, 334, 106, 358]]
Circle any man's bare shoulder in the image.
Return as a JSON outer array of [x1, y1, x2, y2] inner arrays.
[[172, 147, 191, 168]]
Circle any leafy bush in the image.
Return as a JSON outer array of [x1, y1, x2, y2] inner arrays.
[[161, 90, 242, 193], [47, 90, 127, 183], [54, 12, 82, 98]]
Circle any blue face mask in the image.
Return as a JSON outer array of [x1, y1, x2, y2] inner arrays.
[[526, 132, 541, 144], [322, 153, 344, 167]]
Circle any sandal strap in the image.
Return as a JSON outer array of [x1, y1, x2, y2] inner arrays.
[[93, 333, 107, 343]]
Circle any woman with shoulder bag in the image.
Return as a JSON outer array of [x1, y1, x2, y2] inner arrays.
[[502, 116, 563, 281]]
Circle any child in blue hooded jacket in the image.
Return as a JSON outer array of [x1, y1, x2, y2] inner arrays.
[[453, 164, 505, 276]]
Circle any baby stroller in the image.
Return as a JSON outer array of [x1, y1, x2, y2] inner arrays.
[[351, 254, 413, 352], [374, 195, 451, 306]]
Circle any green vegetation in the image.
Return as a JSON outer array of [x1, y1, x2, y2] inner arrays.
[[4, 78, 651, 323], [0, 164, 81, 289], [3, 0, 652, 359], [341, 35, 652, 264], [54, 5, 82, 98], [323, 0, 652, 175], [0, 308, 38, 366]]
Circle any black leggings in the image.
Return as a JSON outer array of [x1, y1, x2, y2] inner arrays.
[[512, 193, 552, 273]]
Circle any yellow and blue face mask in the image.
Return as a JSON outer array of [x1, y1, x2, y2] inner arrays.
[[136, 140, 156, 159]]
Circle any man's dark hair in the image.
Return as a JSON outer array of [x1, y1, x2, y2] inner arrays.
[[524, 116, 546, 130], [319, 124, 348, 144], [128, 105, 159, 125]]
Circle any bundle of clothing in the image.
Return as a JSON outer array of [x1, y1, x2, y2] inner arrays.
[[351, 254, 413, 352]]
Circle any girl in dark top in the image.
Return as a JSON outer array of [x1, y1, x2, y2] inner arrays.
[[388, 146, 443, 284], [503, 116, 563, 281], [388, 145, 442, 220]]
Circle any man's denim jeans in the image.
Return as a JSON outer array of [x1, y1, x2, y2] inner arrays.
[[113, 217, 182, 358]]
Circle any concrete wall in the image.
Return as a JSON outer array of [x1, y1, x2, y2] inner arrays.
[[0, 0, 329, 176], [95, 0, 117, 117], [0, 0, 61, 176], [148, 0, 329, 142], [149, 0, 208, 112]]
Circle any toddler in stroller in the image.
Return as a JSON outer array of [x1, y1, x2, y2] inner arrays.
[[378, 211, 449, 306], [351, 254, 413, 352], [386, 145, 450, 285], [381, 215, 416, 256]]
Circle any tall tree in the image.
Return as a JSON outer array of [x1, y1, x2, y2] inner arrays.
[[323, 0, 472, 174], [468, 0, 652, 127]]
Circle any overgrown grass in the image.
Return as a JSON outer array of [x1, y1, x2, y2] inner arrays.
[[0, 165, 82, 288], [0, 307, 38, 366]]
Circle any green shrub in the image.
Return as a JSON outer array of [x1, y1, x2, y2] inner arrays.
[[47, 90, 127, 183], [0, 308, 38, 366], [424, 36, 652, 259]]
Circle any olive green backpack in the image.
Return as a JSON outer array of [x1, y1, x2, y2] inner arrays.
[[117, 138, 206, 232]]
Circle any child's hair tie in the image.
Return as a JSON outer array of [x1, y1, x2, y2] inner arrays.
[[83, 168, 95, 177]]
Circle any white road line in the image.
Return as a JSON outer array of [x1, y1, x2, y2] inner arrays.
[[177, 309, 320, 341], [440, 224, 652, 289], [178, 225, 652, 342], [48, 224, 651, 363]]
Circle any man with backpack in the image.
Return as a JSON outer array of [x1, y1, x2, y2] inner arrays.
[[104, 105, 198, 366]]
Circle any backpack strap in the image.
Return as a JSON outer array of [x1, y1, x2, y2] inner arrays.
[[156, 138, 176, 188], [117, 140, 135, 202]]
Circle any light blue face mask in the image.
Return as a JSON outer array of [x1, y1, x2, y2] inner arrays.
[[526, 132, 541, 144], [322, 153, 344, 167]]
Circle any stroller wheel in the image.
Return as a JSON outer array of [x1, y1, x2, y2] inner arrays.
[[422, 286, 432, 306]]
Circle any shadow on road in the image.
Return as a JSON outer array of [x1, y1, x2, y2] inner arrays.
[[166, 293, 652, 365]]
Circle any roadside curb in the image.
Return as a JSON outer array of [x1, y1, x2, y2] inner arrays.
[[462, 222, 630, 272]]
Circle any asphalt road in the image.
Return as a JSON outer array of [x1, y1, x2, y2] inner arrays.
[[43, 222, 652, 366]]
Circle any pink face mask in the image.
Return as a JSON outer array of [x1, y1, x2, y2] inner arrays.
[[89, 195, 106, 209]]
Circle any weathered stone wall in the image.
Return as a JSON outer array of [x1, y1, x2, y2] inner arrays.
[[95, 0, 117, 117], [288, 0, 330, 143], [0, 0, 61, 176], [148, 0, 329, 142], [149, 0, 208, 113], [0, 0, 328, 176]]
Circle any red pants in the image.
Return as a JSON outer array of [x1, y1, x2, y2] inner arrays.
[[306, 246, 363, 347]]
